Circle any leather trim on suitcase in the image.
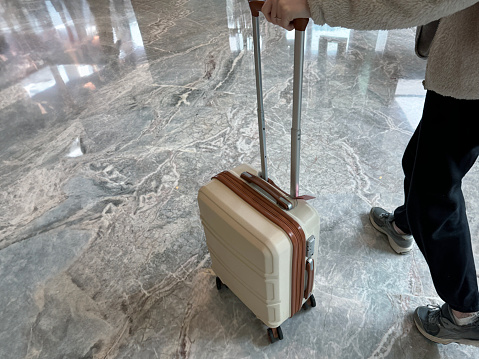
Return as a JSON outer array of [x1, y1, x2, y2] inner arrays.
[[213, 171, 306, 316]]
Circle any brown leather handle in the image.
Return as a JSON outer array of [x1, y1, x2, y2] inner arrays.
[[304, 258, 314, 298], [248, 0, 309, 31], [241, 172, 293, 210]]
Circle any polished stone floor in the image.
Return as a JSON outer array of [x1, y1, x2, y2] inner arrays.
[[1, 0, 479, 358]]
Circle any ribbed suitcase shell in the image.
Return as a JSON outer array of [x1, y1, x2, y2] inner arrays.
[[198, 163, 320, 328]]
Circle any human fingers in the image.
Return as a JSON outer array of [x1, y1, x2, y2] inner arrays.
[[282, 20, 295, 31], [265, 0, 285, 27], [261, 0, 273, 23], [270, 0, 281, 26], [275, 5, 292, 31]]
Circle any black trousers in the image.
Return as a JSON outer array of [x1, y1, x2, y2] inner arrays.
[[394, 91, 479, 313]]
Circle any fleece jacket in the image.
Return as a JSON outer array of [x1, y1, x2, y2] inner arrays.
[[307, 0, 479, 99]]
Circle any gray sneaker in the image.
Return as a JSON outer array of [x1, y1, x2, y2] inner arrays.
[[414, 303, 479, 345], [369, 207, 413, 254]]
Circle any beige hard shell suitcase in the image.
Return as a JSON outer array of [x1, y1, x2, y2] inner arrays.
[[198, 1, 319, 343]]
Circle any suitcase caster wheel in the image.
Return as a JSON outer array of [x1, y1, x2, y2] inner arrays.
[[267, 326, 283, 343], [302, 294, 317, 310], [216, 277, 223, 290]]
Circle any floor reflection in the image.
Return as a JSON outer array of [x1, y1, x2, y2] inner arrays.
[[222, 0, 424, 121], [2, 1, 455, 358], [0, 0, 146, 101]]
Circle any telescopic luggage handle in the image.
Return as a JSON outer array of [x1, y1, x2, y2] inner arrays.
[[248, 0, 308, 198]]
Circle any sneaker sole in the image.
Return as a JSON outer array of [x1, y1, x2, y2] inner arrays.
[[413, 315, 455, 345], [369, 211, 412, 255], [413, 314, 479, 347]]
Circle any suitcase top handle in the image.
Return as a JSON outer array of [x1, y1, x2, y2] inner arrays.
[[241, 171, 294, 210], [248, 0, 309, 31]]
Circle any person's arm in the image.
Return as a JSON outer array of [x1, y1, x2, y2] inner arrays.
[[262, 0, 479, 30]]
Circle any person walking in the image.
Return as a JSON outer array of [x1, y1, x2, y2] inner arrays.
[[261, 0, 479, 345]]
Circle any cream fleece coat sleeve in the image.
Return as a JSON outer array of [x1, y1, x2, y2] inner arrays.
[[308, 0, 479, 30]]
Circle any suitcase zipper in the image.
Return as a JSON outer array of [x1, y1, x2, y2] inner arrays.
[[213, 171, 306, 316]]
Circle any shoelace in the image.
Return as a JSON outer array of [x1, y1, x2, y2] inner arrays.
[[427, 305, 442, 325], [379, 212, 394, 223], [428, 304, 479, 327]]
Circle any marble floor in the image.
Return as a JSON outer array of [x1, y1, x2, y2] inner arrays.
[[1, 0, 479, 358]]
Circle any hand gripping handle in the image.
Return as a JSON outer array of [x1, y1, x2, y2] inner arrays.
[[248, 0, 309, 31]]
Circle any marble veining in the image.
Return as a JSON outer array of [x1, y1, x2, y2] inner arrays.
[[1, 0, 479, 358]]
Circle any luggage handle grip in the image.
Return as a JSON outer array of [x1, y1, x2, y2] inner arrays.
[[304, 258, 314, 298], [241, 171, 293, 210], [248, 0, 309, 31]]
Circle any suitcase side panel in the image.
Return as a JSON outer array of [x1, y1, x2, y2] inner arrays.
[[217, 167, 305, 314], [229, 165, 320, 302], [198, 180, 293, 327]]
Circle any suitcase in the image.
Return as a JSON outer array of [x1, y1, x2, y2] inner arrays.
[[197, 1, 319, 343]]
